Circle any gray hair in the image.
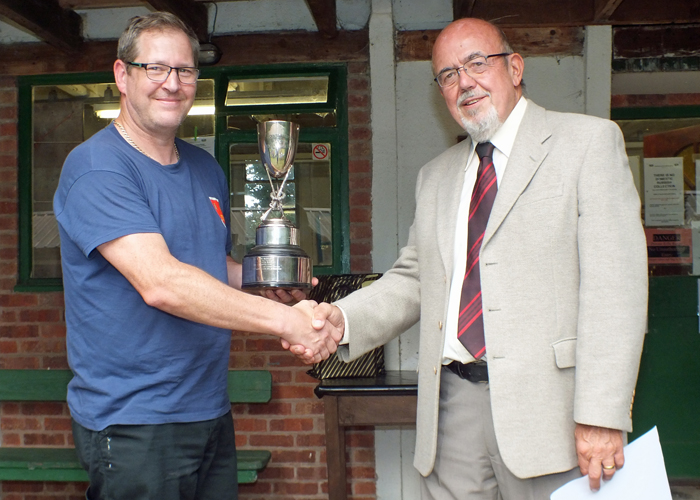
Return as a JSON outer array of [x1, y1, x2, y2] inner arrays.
[[117, 12, 200, 68]]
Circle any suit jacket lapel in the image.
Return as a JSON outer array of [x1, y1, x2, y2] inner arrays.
[[483, 102, 551, 248]]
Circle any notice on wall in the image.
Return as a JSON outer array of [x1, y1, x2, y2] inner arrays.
[[644, 157, 684, 227], [645, 227, 692, 265]]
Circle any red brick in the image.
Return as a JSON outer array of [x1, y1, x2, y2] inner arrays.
[[1, 417, 41, 430], [21, 402, 65, 416], [350, 191, 372, 206], [296, 433, 326, 447], [2, 402, 20, 414], [249, 433, 294, 447], [273, 449, 317, 463], [23, 433, 66, 446], [42, 356, 70, 369], [349, 207, 371, 224], [350, 242, 372, 256], [348, 466, 377, 479], [45, 416, 73, 431], [348, 94, 369, 108], [0, 324, 39, 337], [349, 126, 372, 141], [273, 481, 320, 495], [38, 293, 65, 307], [39, 323, 67, 338], [0, 357, 40, 369], [247, 402, 291, 416], [347, 430, 374, 447], [0, 122, 17, 136], [349, 109, 370, 124], [2, 433, 21, 446], [354, 481, 377, 494], [232, 417, 267, 432], [267, 354, 303, 367], [274, 384, 315, 399], [348, 141, 371, 158], [0, 107, 17, 120], [349, 174, 372, 190], [18, 309, 62, 323], [269, 418, 314, 432], [258, 464, 295, 480], [294, 400, 324, 415], [270, 369, 292, 383], [348, 159, 371, 174], [0, 340, 18, 353]]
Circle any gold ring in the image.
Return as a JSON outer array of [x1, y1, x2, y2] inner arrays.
[[603, 464, 616, 470]]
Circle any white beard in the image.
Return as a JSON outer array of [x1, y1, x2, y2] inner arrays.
[[458, 94, 502, 144]]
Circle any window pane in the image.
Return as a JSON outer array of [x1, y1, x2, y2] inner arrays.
[[229, 142, 332, 267], [227, 112, 336, 130], [225, 76, 329, 106]]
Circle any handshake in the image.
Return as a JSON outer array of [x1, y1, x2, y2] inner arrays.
[[282, 300, 345, 364]]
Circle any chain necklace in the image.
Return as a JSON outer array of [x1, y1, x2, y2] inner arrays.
[[113, 120, 179, 162]]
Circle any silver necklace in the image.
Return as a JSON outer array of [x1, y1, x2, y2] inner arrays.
[[113, 120, 179, 162]]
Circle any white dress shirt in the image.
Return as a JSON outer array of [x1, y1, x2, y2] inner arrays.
[[443, 97, 528, 364]]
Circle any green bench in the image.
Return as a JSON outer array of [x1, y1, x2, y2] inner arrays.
[[0, 369, 272, 484]]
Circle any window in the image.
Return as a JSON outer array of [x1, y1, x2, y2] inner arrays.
[[613, 105, 700, 276], [16, 64, 348, 290]]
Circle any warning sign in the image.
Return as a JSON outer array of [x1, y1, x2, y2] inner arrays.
[[312, 143, 330, 161]]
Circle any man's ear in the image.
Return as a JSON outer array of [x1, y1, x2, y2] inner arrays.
[[114, 59, 128, 95], [508, 53, 525, 87]]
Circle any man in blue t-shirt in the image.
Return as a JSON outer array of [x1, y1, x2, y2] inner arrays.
[[53, 12, 340, 500]]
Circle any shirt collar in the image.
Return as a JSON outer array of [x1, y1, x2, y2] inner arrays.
[[466, 96, 528, 166]]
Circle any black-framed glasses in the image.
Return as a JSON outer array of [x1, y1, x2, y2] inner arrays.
[[127, 62, 200, 84], [434, 53, 512, 88]]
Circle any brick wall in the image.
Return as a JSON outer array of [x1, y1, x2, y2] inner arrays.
[[0, 59, 376, 499]]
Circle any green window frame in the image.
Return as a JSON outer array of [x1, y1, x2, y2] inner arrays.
[[15, 63, 350, 291]]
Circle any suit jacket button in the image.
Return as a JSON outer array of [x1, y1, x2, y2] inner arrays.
[[433, 366, 437, 374], [438, 321, 443, 330]]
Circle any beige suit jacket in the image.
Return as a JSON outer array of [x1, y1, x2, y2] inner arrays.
[[336, 101, 648, 479]]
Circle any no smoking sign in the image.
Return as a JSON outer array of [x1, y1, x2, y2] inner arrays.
[[312, 143, 330, 161]]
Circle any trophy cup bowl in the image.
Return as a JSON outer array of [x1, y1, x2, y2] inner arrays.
[[241, 121, 312, 291]]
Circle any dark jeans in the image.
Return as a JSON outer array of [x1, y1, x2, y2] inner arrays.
[[72, 413, 238, 500]]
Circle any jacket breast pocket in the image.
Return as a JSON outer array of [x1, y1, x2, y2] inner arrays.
[[516, 182, 563, 207], [551, 337, 576, 369]]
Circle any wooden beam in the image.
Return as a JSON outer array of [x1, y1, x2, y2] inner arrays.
[[0, 0, 83, 53], [453, 0, 478, 20], [397, 26, 585, 62], [144, 0, 209, 41], [613, 24, 700, 59], [594, 0, 625, 22], [0, 30, 369, 76], [305, 0, 338, 39], [58, 0, 145, 8]]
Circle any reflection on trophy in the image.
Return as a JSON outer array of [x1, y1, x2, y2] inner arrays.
[[241, 120, 312, 291]]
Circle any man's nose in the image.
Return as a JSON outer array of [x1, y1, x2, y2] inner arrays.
[[161, 68, 182, 91], [458, 68, 477, 89]]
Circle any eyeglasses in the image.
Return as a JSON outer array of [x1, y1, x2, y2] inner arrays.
[[127, 62, 199, 85], [434, 53, 512, 88]]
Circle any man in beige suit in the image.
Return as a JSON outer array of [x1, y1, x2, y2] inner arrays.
[[303, 17, 647, 500]]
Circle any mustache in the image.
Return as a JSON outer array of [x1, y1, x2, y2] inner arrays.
[[457, 91, 490, 105]]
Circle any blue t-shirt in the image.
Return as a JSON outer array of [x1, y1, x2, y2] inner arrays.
[[54, 124, 233, 431]]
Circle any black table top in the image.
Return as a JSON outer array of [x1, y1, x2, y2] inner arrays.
[[314, 370, 418, 398]]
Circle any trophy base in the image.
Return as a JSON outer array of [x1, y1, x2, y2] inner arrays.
[[241, 245, 312, 291]]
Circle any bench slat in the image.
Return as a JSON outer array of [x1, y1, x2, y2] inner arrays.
[[0, 369, 272, 404], [0, 369, 273, 484]]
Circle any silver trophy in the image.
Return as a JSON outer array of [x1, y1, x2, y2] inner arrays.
[[241, 120, 312, 291]]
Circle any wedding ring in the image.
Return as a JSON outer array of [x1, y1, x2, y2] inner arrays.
[[603, 464, 616, 470]]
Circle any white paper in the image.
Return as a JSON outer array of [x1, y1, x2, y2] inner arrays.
[[550, 427, 672, 500], [644, 157, 684, 227], [692, 221, 700, 275]]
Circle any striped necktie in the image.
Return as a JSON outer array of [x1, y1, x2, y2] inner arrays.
[[457, 142, 497, 359]]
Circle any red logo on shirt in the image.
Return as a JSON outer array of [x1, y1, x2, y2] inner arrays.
[[209, 197, 226, 227]]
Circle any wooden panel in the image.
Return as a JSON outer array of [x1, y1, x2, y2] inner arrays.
[[305, 0, 338, 39], [337, 394, 417, 425], [228, 369, 272, 403], [397, 26, 584, 62], [145, 0, 208, 41], [614, 25, 700, 59], [0, 369, 73, 401]]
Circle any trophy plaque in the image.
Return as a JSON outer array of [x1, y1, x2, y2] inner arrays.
[[241, 120, 312, 291]]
